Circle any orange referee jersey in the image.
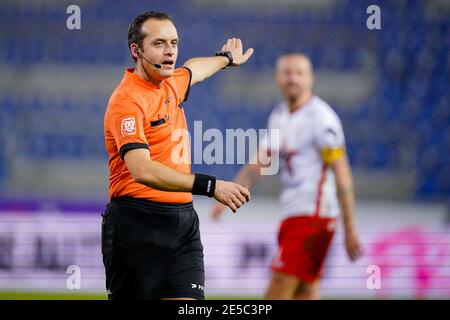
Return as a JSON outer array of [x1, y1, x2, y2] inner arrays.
[[104, 67, 193, 203]]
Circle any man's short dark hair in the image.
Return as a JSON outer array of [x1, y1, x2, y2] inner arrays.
[[128, 11, 174, 62]]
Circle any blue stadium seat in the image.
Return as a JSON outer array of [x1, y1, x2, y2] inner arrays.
[[0, 0, 448, 199]]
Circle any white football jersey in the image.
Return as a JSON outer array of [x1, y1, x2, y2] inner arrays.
[[263, 95, 345, 218]]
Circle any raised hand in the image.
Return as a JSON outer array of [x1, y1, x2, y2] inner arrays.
[[221, 38, 254, 66]]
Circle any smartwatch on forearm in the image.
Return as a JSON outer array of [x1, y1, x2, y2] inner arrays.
[[215, 51, 233, 69]]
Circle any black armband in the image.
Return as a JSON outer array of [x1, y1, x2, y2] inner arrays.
[[191, 173, 216, 197]]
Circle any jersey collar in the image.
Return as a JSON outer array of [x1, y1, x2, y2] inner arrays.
[[124, 68, 162, 89]]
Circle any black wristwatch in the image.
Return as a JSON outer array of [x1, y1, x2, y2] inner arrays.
[[215, 50, 233, 68]]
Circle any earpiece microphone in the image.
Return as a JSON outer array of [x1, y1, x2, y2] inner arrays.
[[136, 48, 161, 68], [143, 55, 162, 69]]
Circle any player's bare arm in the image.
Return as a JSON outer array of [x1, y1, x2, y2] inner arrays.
[[211, 163, 260, 219], [330, 155, 363, 261], [211, 148, 270, 220], [184, 38, 254, 85], [124, 149, 250, 213]]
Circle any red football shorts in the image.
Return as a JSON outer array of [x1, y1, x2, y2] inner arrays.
[[271, 215, 336, 282]]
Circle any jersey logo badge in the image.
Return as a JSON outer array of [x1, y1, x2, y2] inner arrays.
[[121, 117, 136, 136]]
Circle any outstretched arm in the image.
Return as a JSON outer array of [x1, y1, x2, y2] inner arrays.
[[210, 147, 271, 220], [183, 38, 254, 85]]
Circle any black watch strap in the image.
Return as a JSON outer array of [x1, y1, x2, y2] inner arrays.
[[215, 50, 233, 68]]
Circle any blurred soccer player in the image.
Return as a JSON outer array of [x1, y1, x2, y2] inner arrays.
[[102, 11, 253, 300], [211, 54, 363, 300]]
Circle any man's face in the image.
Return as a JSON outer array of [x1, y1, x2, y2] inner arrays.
[[138, 19, 179, 80], [275, 55, 314, 100]]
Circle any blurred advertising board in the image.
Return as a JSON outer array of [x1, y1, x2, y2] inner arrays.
[[0, 199, 448, 299]]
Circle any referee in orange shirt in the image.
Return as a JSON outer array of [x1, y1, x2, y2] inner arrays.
[[102, 11, 253, 300]]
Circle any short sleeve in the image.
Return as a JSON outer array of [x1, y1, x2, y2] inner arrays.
[[106, 98, 149, 159], [170, 67, 192, 103], [314, 110, 346, 164]]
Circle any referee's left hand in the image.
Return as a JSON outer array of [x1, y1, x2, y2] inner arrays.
[[213, 180, 251, 213], [221, 38, 254, 66]]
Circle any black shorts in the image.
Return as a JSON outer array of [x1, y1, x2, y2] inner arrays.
[[101, 196, 205, 300]]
